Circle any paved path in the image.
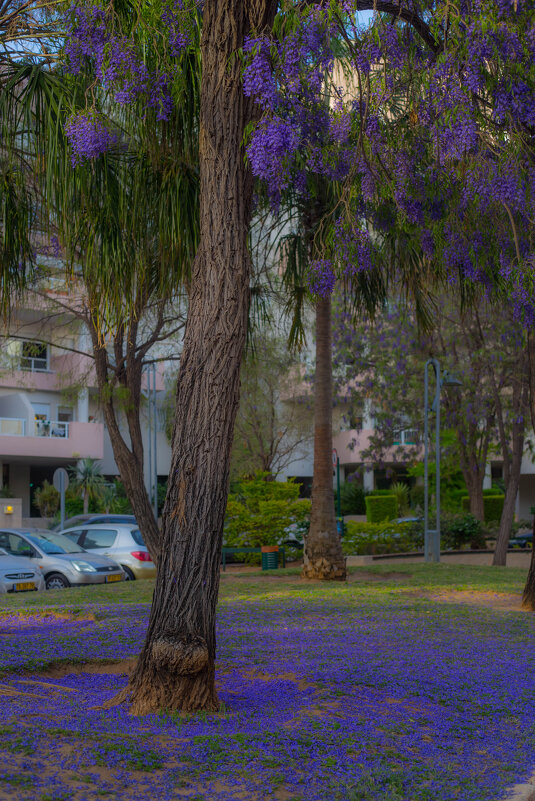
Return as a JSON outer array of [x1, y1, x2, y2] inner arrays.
[[347, 551, 533, 568]]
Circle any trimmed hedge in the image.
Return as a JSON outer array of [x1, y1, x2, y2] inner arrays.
[[343, 521, 417, 555], [365, 494, 397, 523], [461, 494, 504, 522]]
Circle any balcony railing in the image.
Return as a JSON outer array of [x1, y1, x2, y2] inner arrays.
[[0, 418, 70, 438], [0, 417, 26, 436], [393, 429, 419, 446], [34, 420, 69, 438]]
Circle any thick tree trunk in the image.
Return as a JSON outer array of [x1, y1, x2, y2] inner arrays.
[[302, 296, 346, 581], [104, 0, 278, 715], [522, 331, 535, 606]]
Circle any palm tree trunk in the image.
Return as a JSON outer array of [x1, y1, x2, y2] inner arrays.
[[302, 295, 346, 581], [104, 0, 278, 715]]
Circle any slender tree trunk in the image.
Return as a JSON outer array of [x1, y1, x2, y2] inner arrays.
[[104, 0, 278, 715], [302, 296, 346, 581], [92, 332, 161, 564], [493, 373, 528, 566], [83, 490, 88, 515], [462, 464, 485, 521], [522, 331, 535, 606]]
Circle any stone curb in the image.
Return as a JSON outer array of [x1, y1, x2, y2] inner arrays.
[[502, 784, 535, 801]]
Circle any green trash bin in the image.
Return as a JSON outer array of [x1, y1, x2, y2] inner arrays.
[[261, 546, 279, 570]]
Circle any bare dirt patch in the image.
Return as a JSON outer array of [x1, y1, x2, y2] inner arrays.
[[29, 657, 137, 679], [419, 589, 527, 612]]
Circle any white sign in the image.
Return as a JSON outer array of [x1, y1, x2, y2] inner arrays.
[[332, 448, 338, 467], [52, 467, 69, 492]]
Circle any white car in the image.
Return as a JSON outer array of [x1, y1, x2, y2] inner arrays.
[[0, 547, 45, 593]]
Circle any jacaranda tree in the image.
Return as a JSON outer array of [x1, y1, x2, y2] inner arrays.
[[58, 0, 534, 711]]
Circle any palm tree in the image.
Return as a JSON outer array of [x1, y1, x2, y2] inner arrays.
[[0, 12, 200, 563], [68, 458, 105, 515]]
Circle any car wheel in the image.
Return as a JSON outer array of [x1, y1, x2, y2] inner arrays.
[[121, 565, 136, 581], [45, 573, 70, 590]]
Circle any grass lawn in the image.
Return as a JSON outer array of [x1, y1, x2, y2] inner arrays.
[[0, 564, 533, 800]]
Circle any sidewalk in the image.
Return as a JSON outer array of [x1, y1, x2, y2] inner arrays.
[[347, 550, 533, 568]]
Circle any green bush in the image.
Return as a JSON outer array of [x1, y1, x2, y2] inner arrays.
[[440, 513, 485, 550], [461, 494, 504, 522], [409, 484, 425, 510], [224, 474, 311, 560], [389, 482, 410, 515], [34, 481, 60, 518], [338, 481, 366, 515], [343, 521, 421, 555], [365, 495, 397, 523]]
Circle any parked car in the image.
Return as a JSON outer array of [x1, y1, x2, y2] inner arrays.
[[0, 529, 124, 590], [0, 547, 45, 593], [59, 524, 155, 580], [509, 530, 533, 549], [51, 514, 137, 532]]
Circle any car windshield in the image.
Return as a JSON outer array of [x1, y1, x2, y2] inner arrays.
[[26, 531, 84, 555], [131, 529, 145, 547]]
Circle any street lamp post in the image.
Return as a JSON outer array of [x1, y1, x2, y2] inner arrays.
[[423, 360, 462, 563], [424, 359, 441, 563]]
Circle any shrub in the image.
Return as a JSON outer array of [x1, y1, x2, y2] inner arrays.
[[389, 482, 410, 515], [440, 513, 485, 550], [409, 484, 424, 510], [365, 495, 397, 523], [343, 521, 421, 555], [338, 481, 366, 515], [461, 494, 504, 522], [34, 480, 60, 518], [224, 474, 311, 557]]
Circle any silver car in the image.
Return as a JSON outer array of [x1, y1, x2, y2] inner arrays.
[[0, 547, 45, 593], [0, 529, 124, 590], [60, 524, 156, 581]]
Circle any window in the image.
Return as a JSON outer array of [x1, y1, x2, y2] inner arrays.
[[131, 529, 145, 547], [0, 533, 35, 557], [81, 529, 117, 549], [62, 529, 84, 544], [20, 341, 48, 372]]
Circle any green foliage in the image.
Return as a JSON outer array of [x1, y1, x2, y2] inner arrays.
[[409, 484, 425, 510], [337, 481, 366, 515], [224, 473, 311, 551], [68, 459, 105, 513], [389, 482, 410, 515], [461, 494, 504, 522], [0, 485, 14, 498], [440, 513, 485, 550], [365, 495, 397, 523], [34, 481, 60, 518], [343, 521, 421, 555]]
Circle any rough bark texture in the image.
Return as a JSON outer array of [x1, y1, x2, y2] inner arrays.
[[302, 296, 347, 581], [522, 330, 535, 607], [492, 351, 529, 566], [104, 0, 278, 714]]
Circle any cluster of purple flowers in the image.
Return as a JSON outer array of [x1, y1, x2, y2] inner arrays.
[[64, 112, 119, 166]]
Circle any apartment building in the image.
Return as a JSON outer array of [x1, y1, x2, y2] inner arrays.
[[0, 272, 172, 518]]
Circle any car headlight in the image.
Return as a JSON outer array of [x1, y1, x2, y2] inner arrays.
[[71, 560, 97, 573]]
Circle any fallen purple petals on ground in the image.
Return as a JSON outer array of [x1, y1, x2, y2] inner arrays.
[[0, 594, 533, 800]]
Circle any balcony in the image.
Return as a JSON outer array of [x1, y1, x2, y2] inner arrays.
[[0, 418, 104, 461], [393, 429, 419, 446]]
